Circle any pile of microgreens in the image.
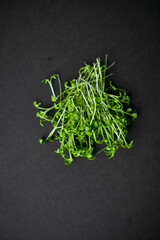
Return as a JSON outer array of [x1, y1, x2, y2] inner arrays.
[[33, 55, 137, 165]]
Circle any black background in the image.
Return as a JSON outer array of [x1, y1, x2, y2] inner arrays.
[[0, 0, 160, 239]]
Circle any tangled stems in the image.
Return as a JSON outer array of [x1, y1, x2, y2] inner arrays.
[[33, 55, 137, 165]]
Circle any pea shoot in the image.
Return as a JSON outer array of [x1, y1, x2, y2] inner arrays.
[[33, 55, 137, 165]]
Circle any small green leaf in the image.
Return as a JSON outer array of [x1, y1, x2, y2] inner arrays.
[[42, 79, 49, 84], [55, 149, 60, 153], [39, 138, 46, 145], [36, 111, 41, 118], [51, 95, 58, 102], [33, 101, 41, 108], [126, 108, 132, 112], [51, 74, 58, 79], [131, 113, 138, 119]]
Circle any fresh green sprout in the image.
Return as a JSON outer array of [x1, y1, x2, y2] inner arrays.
[[33, 55, 137, 165]]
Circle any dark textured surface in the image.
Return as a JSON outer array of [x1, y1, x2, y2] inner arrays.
[[0, 0, 160, 239]]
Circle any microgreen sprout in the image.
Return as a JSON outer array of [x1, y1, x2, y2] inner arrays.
[[33, 55, 137, 165]]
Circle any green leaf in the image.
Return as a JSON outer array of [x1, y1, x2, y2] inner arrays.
[[39, 138, 46, 145], [51, 95, 58, 102], [33, 101, 41, 108], [131, 113, 138, 119], [42, 79, 50, 84], [126, 108, 132, 112], [50, 74, 58, 79], [55, 149, 60, 153]]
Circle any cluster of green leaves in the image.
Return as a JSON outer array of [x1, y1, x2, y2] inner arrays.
[[33, 55, 137, 165]]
